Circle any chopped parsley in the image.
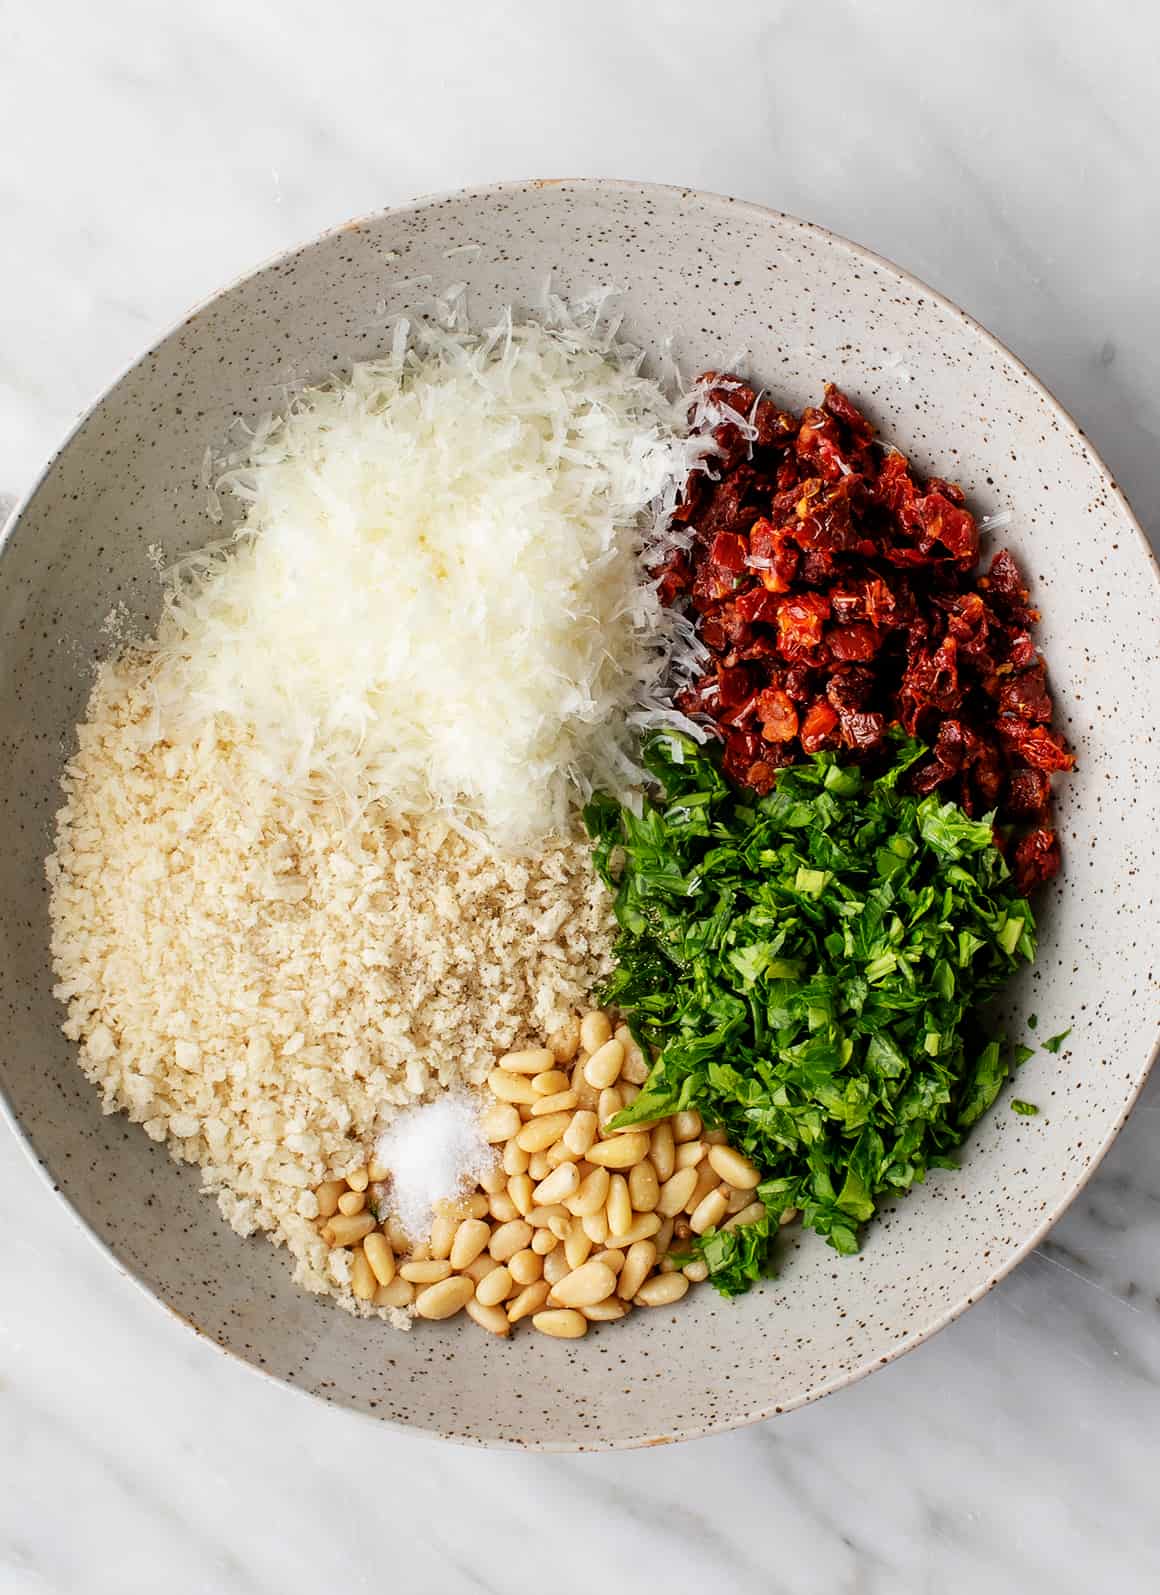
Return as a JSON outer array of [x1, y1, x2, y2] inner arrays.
[[1042, 1028, 1072, 1054], [1011, 1099, 1039, 1116], [585, 732, 1037, 1295]]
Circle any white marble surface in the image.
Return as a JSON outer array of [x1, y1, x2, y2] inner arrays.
[[1, 2, 1158, 1590]]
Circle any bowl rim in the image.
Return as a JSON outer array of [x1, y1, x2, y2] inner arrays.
[[2, 175, 1158, 1450]]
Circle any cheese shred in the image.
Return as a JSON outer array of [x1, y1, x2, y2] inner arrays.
[[149, 301, 707, 845]]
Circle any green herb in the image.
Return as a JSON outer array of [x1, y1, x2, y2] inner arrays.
[[689, 1213, 775, 1297], [1011, 1099, 1039, 1116], [584, 732, 1037, 1289], [1027, 1013, 1039, 1030], [1042, 1028, 1071, 1054]]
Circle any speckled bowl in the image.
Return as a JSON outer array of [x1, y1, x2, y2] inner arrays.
[[2, 180, 1158, 1449]]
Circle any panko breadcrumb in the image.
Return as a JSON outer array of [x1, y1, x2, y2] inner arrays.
[[47, 651, 614, 1314]]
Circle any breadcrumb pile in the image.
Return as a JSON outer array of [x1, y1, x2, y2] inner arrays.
[[47, 652, 614, 1303]]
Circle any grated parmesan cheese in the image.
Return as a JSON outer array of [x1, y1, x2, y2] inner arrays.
[[149, 302, 709, 846]]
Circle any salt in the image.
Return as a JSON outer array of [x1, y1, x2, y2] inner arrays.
[[375, 1092, 496, 1241]]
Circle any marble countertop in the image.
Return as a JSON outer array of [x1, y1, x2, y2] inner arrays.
[[2, 3, 1158, 1590]]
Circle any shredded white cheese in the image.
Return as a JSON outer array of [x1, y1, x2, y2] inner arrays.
[[149, 302, 708, 845]]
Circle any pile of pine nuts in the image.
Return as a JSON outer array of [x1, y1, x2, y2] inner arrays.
[[312, 1009, 773, 1339]]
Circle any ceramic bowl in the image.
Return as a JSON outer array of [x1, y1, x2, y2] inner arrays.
[[2, 179, 1157, 1449]]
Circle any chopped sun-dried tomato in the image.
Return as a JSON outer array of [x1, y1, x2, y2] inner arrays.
[[659, 377, 1072, 887]]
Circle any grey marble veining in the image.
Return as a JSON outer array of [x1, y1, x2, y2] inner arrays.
[[1, 1, 1158, 1590]]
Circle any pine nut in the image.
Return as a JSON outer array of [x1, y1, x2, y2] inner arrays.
[[501, 1139, 530, 1177], [527, 1149, 552, 1181], [683, 1258, 710, 1282], [531, 1089, 579, 1116], [466, 1297, 511, 1336], [375, 1277, 414, 1308], [672, 1110, 702, 1143], [621, 1083, 640, 1106], [449, 1218, 491, 1271], [562, 1109, 598, 1159], [611, 1240, 650, 1300], [400, 1258, 453, 1284], [673, 1217, 692, 1241], [548, 1213, 572, 1241], [581, 1211, 609, 1245], [708, 1145, 761, 1190], [532, 1069, 571, 1097], [488, 1191, 520, 1224], [780, 1206, 800, 1227], [594, 1249, 626, 1273], [315, 1180, 344, 1219], [655, 1216, 675, 1255], [704, 1128, 729, 1145], [542, 1247, 570, 1286], [569, 1165, 610, 1217], [515, 1113, 572, 1153], [533, 1162, 580, 1206], [650, 1121, 675, 1181], [526, 1204, 570, 1229], [533, 1308, 588, 1339], [499, 1047, 555, 1074], [385, 1215, 410, 1252], [548, 1017, 581, 1063], [363, 1232, 396, 1287], [635, 1272, 690, 1307], [606, 1174, 633, 1238], [549, 1259, 617, 1309], [508, 1281, 551, 1322], [597, 1087, 623, 1130], [675, 1140, 706, 1171], [531, 1229, 557, 1255], [488, 1068, 540, 1105], [686, 1162, 720, 1213], [321, 1212, 376, 1247], [509, 1248, 542, 1285], [337, 1189, 366, 1216], [564, 1226, 593, 1270], [586, 1132, 650, 1170], [350, 1247, 377, 1301], [488, 1220, 533, 1262], [465, 1192, 491, 1219], [690, 1187, 729, 1235], [628, 1159, 660, 1213], [429, 1214, 458, 1260], [584, 1038, 625, 1089], [505, 1172, 532, 1217], [579, 1010, 612, 1053], [544, 1141, 573, 1170], [464, 1253, 500, 1283], [583, 1297, 628, 1321], [474, 1264, 513, 1307], [572, 1067, 601, 1111], [615, 1024, 649, 1085], [415, 1276, 475, 1320], [480, 1102, 521, 1142], [410, 1240, 432, 1261], [346, 1166, 369, 1192], [657, 1166, 699, 1217], [725, 1201, 767, 1231], [612, 1213, 661, 1247], [725, 1184, 755, 1215], [367, 1156, 390, 1183]]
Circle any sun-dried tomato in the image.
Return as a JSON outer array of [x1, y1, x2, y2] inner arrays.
[[1011, 827, 1062, 896], [659, 377, 1073, 889], [777, 592, 831, 659], [800, 700, 841, 753], [756, 687, 799, 743], [828, 622, 883, 662]]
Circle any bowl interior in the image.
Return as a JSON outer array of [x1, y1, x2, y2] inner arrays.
[[2, 180, 1157, 1448]]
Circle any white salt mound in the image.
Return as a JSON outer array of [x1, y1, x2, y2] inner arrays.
[[376, 1094, 496, 1241]]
